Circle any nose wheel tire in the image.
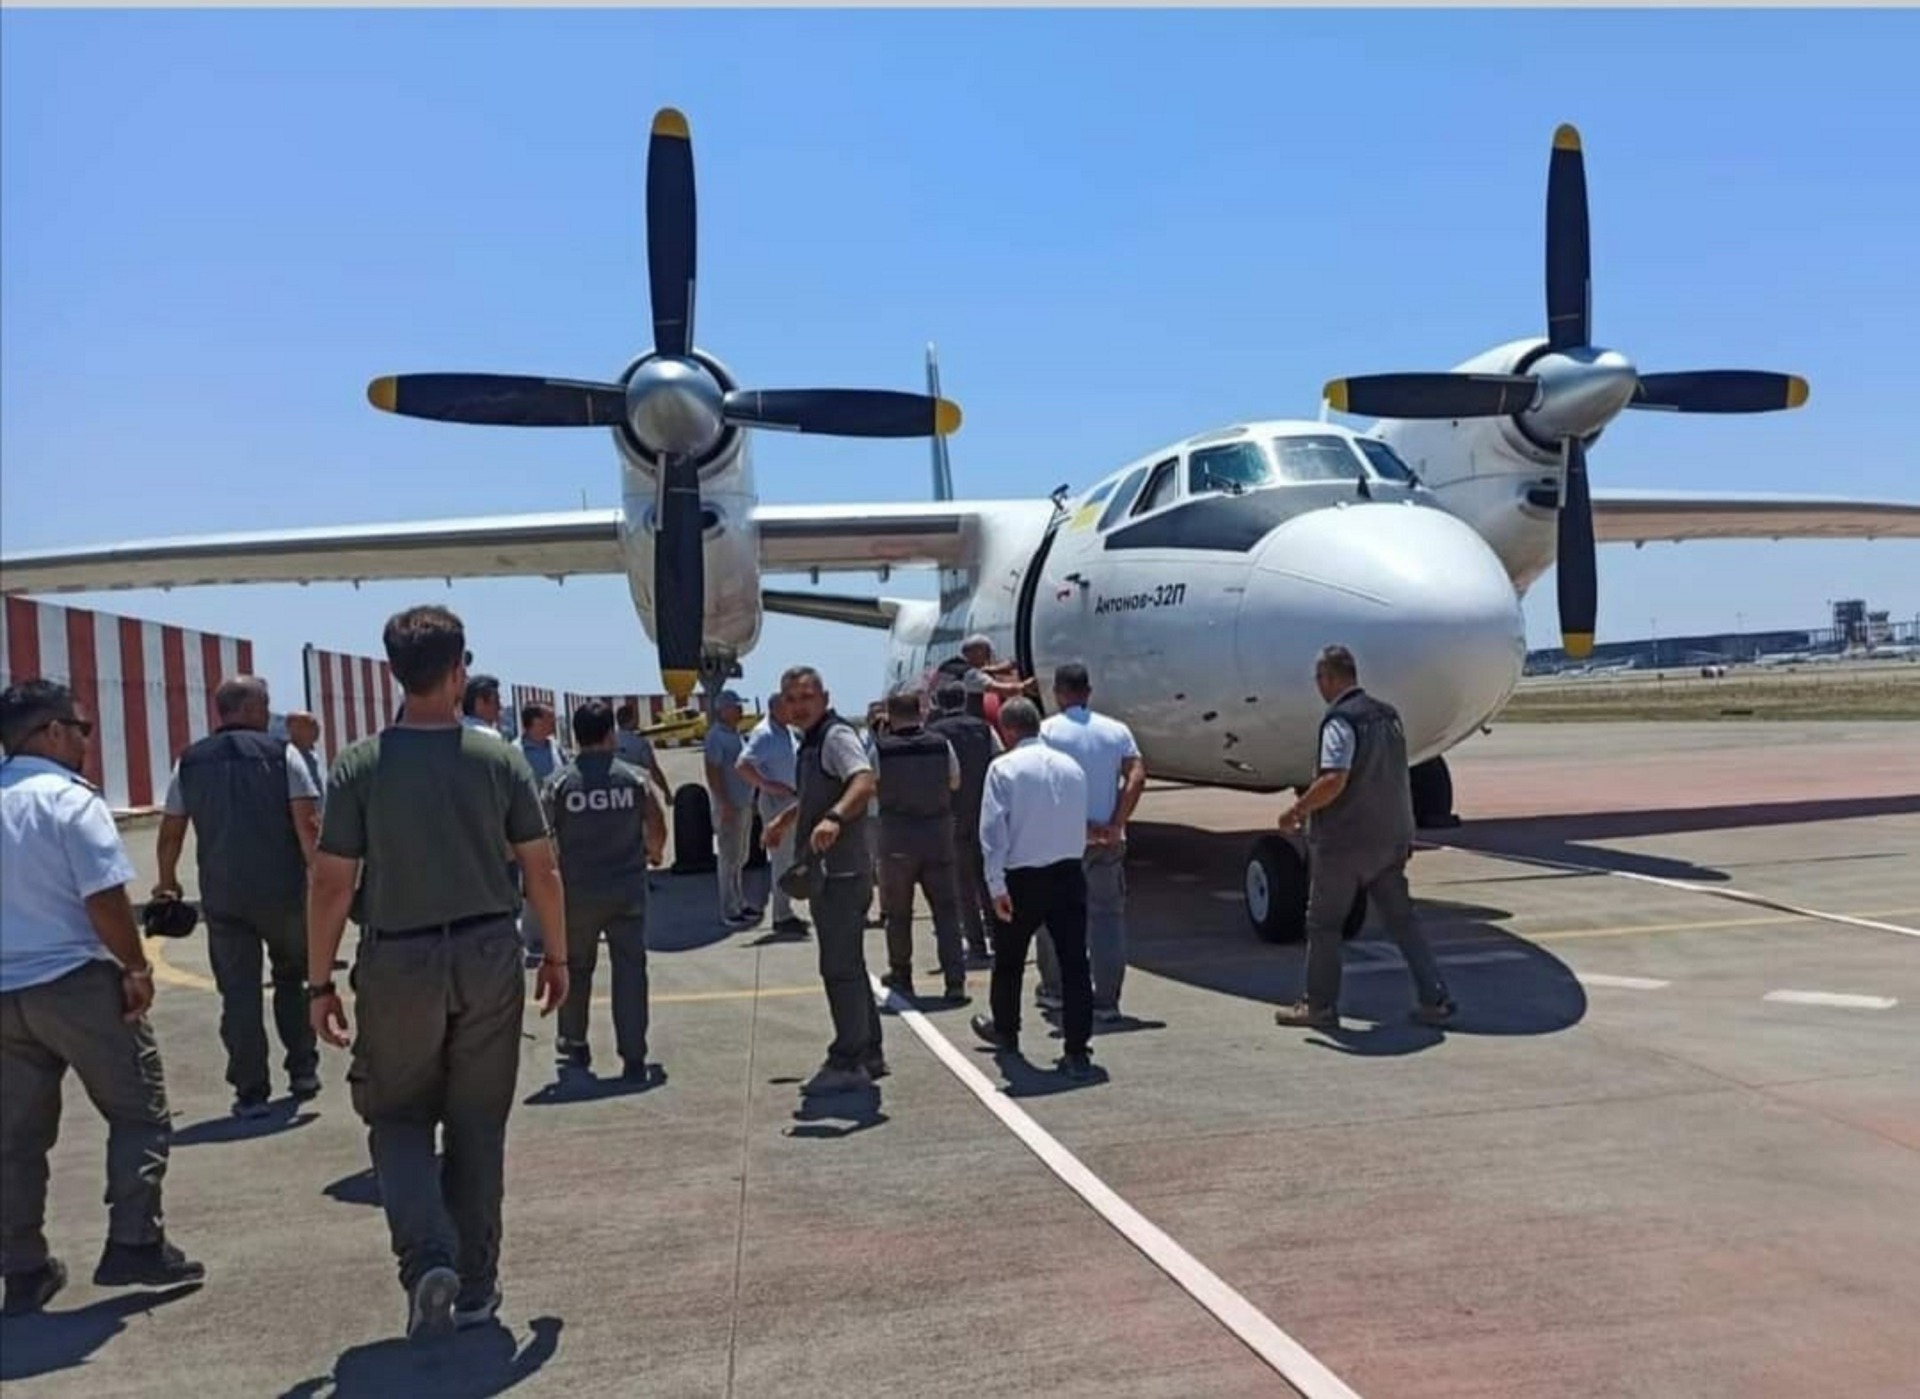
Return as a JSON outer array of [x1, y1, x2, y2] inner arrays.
[[1245, 835, 1368, 944], [1410, 756, 1459, 829]]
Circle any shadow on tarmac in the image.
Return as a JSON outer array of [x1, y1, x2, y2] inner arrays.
[[172, 1102, 319, 1147], [1121, 820, 1588, 1046], [0, 1283, 202, 1383], [522, 1064, 668, 1107], [1436, 793, 1920, 883], [278, 1314, 563, 1399]]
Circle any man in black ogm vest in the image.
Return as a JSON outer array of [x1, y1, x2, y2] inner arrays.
[[926, 678, 1001, 964], [544, 699, 666, 1082], [873, 688, 967, 1004], [1272, 645, 1455, 1031], [762, 664, 885, 1096], [154, 676, 323, 1117]]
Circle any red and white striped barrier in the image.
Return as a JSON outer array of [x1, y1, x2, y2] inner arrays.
[[302, 644, 404, 766], [2, 597, 256, 812], [510, 685, 557, 720], [559, 691, 703, 746]]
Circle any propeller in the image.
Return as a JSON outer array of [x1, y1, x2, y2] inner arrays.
[[1321, 123, 1809, 659], [364, 106, 963, 702]]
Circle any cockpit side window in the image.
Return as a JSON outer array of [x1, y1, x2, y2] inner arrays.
[[1187, 441, 1272, 497], [1270, 434, 1367, 484], [1096, 465, 1151, 531], [1131, 457, 1182, 517], [1354, 437, 1422, 485]]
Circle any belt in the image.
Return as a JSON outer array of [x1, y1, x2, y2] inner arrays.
[[369, 911, 513, 941]]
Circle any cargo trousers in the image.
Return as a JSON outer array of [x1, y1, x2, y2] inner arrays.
[[206, 902, 316, 1103], [346, 916, 524, 1298], [879, 817, 965, 987], [0, 960, 173, 1275], [1304, 843, 1447, 1013]]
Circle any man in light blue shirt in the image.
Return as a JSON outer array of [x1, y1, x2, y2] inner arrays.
[[1037, 663, 1147, 1023], [970, 698, 1096, 1080], [0, 680, 204, 1314], [736, 692, 806, 935], [704, 691, 757, 926]]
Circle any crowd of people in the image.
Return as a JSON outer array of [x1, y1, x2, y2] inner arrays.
[[0, 603, 1452, 1342]]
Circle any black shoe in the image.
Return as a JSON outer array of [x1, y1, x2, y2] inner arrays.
[[771, 917, 811, 936], [621, 1058, 651, 1084], [944, 980, 970, 1005], [880, 971, 917, 1001], [970, 1013, 1016, 1053], [230, 1094, 271, 1120], [2, 1258, 67, 1317], [453, 1279, 502, 1330], [864, 1057, 890, 1082], [1061, 1051, 1094, 1081], [1412, 997, 1457, 1027], [406, 1265, 459, 1343], [289, 1071, 322, 1101], [93, 1239, 205, 1289], [555, 1038, 591, 1070]]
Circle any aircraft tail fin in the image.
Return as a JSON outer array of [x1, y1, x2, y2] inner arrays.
[[927, 342, 955, 502]]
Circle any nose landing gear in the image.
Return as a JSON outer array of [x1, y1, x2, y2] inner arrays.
[[1245, 834, 1368, 944]]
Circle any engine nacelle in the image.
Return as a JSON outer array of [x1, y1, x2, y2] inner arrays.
[[611, 347, 765, 665]]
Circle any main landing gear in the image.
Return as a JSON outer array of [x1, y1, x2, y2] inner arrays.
[[1242, 756, 1459, 943]]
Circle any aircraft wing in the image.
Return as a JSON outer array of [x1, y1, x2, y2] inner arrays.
[[0, 499, 1002, 598], [1591, 490, 1920, 543], [0, 511, 627, 596]]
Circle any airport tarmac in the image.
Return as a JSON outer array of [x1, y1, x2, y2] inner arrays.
[[3, 720, 1916, 1398]]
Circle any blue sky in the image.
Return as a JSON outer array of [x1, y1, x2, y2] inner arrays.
[[4, 8, 1916, 709]]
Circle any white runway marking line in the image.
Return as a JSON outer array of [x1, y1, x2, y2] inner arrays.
[[1430, 843, 1920, 942], [868, 974, 1363, 1399], [1575, 973, 1673, 991], [1763, 990, 1899, 1011]]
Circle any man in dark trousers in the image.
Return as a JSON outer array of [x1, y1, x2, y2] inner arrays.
[[872, 688, 967, 1005], [1273, 645, 1455, 1031], [970, 698, 1097, 1080], [306, 605, 567, 1343], [762, 664, 884, 1097], [925, 678, 1001, 964], [1, 680, 205, 1316], [154, 675, 322, 1118], [545, 699, 666, 1081]]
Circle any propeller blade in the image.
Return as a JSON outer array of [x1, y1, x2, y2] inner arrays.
[[1323, 373, 1539, 420], [652, 455, 705, 704], [1556, 437, 1598, 659], [647, 108, 697, 360], [1628, 371, 1810, 414], [1545, 124, 1591, 352], [721, 388, 962, 438], [366, 374, 625, 427]]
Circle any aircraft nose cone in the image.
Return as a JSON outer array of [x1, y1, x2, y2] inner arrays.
[[1527, 347, 1639, 441], [1244, 501, 1525, 762]]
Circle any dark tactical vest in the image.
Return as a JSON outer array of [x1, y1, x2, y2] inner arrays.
[[927, 710, 995, 833], [546, 753, 652, 911], [875, 726, 953, 823], [175, 726, 307, 915], [934, 655, 988, 718], [796, 711, 869, 879], [1308, 688, 1416, 855]]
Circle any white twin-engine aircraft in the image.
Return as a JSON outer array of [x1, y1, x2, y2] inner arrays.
[[5, 112, 1917, 941]]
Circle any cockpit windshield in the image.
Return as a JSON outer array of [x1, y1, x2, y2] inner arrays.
[[1186, 441, 1271, 497], [1270, 434, 1367, 484], [1353, 436, 1422, 486]]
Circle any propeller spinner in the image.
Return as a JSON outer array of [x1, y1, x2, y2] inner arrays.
[[364, 107, 962, 702], [1321, 124, 1809, 659]]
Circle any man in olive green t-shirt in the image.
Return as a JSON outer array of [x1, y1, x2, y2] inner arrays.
[[305, 605, 566, 1345]]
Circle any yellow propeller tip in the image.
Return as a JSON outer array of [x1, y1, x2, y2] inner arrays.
[[1553, 123, 1582, 152], [367, 377, 397, 413], [935, 399, 963, 436], [652, 108, 689, 140], [1563, 633, 1595, 659], [662, 668, 698, 705], [1786, 376, 1810, 409], [1323, 380, 1350, 413]]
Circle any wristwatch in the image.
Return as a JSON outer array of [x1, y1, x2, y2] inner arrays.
[[305, 980, 337, 1001], [818, 811, 843, 826]]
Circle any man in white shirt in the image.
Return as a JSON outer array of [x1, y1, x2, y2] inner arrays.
[[1, 680, 205, 1316], [970, 698, 1096, 1079], [703, 691, 758, 927], [613, 703, 672, 803], [461, 675, 507, 738], [1035, 663, 1147, 1024]]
